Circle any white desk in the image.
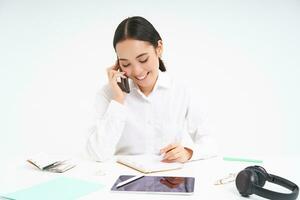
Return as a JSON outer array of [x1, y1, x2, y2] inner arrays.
[[0, 155, 299, 200]]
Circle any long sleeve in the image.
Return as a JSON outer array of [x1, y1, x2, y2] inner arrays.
[[86, 72, 218, 162], [86, 85, 127, 161], [181, 89, 218, 160]]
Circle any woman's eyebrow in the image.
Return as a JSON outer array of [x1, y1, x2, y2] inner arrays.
[[136, 53, 148, 59], [118, 53, 148, 61]]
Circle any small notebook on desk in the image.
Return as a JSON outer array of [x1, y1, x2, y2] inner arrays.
[[27, 153, 76, 173], [117, 154, 183, 174]]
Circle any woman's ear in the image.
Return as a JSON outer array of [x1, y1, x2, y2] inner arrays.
[[156, 40, 163, 58]]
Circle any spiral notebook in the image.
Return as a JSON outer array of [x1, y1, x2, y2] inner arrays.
[[116, 154, 183, 174]]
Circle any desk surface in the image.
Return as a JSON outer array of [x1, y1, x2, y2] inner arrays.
[[0, 155, 299, 200]]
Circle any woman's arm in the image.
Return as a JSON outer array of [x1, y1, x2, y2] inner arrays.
[[183, 89, 218, 160], [160, 86, 218, 163], [86, 85, 127, 161], [87, 62, 129, 161]]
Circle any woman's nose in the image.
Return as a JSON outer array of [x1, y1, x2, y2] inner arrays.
[[132, 64, 143, 75]]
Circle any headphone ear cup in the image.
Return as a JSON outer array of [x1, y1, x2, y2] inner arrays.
[[236, 169, 258, 197], [245, 166, 267, 187]]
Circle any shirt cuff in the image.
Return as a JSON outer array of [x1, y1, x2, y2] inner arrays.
[[181, 133, 218, 161], [190, 145, 216, 160]]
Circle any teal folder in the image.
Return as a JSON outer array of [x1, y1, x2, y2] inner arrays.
[[3, 177, 104, 200]]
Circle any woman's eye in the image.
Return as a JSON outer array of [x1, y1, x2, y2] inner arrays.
[[122, 63, 130, 67], [140, 58, 148, 63]]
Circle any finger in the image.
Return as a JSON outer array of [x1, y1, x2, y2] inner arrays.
[[107, 62, 120, 74], [160, 143, 179, 154], [113, 60, 120, 70], [165, 148, 192, 163], [163, 144, 184, 159], [110, 71, 126, 82], [108, 70, 115, 80], [163, 145, 188, 162], [107, 67, 117, 80], [163, 150, 181, 161], [116, 73, 127, 80], [163, 146, 180, 159]]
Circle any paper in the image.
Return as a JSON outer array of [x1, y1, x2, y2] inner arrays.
[[117, 154, 183, 173], [3, 177, 104, 200]]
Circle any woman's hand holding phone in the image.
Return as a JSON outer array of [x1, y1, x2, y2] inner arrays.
[[106, 61, 127, 104]]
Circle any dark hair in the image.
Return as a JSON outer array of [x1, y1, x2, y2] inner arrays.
[[113, 16, 166, 72]]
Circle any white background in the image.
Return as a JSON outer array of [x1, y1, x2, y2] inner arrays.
[[1, 0, 299, 162]]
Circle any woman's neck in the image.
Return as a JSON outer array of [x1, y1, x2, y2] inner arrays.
[[139, 76, 158, 96], [139, 85, 154, 96]]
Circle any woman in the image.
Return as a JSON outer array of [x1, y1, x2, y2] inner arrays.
[[87, 16, 217, 162]]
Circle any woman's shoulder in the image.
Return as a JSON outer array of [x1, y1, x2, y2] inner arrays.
[[167, 73, 190, 95]]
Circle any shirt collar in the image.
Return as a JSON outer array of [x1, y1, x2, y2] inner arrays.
[[156, 70, 171, 89]]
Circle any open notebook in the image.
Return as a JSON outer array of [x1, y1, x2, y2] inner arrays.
[[116, 154, 183, 174], [27, 152, 75, 173]]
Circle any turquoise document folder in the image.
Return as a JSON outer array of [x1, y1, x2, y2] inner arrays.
[[3, 177, 104, 200]]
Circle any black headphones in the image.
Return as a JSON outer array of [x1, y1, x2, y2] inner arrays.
[[236, 165, 299, 200]]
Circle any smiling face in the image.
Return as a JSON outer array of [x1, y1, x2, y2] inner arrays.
[[116, 39, 162, 95]]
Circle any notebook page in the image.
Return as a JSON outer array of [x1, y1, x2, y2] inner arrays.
[[117, 154, 183, 173]]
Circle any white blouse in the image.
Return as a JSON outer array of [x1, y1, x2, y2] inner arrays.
[[86, 71, 218, 161]]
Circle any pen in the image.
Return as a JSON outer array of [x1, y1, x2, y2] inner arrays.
[[42, 161, 65, 170], [160, 146, 177, 161], [116, 175, 144, 188], [223, 156, 263, 163]]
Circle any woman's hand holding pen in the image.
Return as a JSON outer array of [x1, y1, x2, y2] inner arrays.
[[107, 62, 127, 104], [160, 143, 193, 163]]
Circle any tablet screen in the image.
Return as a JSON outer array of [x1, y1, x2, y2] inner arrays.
[[111, 175, 195, 195]]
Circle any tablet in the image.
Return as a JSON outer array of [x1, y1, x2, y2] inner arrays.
[[111, 175, 195, 195]]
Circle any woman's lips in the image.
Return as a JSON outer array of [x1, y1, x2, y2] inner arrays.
[[136, 72, 149, 80]]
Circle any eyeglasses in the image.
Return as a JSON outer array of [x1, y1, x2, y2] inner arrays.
[[214, 173, 237, 185]]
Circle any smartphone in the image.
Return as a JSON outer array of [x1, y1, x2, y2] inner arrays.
[[116, 62, 130, 93]]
